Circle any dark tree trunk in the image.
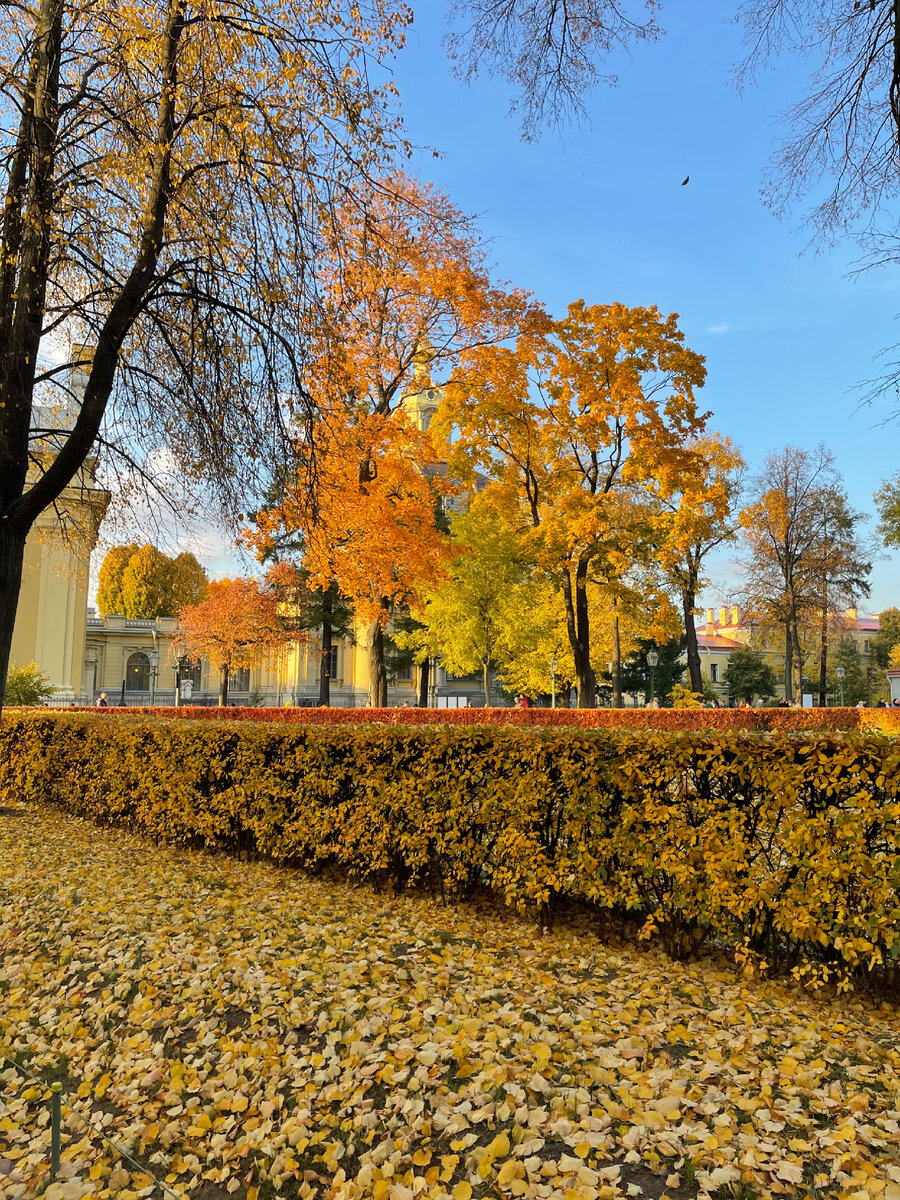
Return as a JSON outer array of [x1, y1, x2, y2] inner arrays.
[[418, 657, 430, 708], [682, 587, 702, 693], [368, 603, 389, 707], [0, 522, 28, 713], [318, 588, 333, 706], [562, 561, 595, 708], [218, 665, 229, 707], [612, 613, 623, 709], [784, 620, 793, 704], [818, 597, 828, 708]]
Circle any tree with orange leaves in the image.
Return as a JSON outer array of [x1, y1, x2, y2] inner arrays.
[[256, 412, 450, 706], [254, 174, 534, 705], [439, 300, 708, 708], [176, 578, 301, 706]]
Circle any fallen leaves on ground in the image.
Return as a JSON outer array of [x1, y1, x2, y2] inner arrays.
[[1, 803, 900, 1200]]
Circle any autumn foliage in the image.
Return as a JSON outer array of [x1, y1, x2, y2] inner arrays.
[[4, 712, 900, 991], [176, 578, 301, 704], [54, 702, 900, 731]]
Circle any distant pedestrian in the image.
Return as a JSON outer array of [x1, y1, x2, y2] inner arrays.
[[96, 692, 108, 708], [515, 694, 531, 709], [856, 699, 867, 708]]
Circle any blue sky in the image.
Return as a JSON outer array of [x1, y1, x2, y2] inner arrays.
[[382, 3, 900, 613]]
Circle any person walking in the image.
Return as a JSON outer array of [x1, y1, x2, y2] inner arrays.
[[96, 692, 109, 708]]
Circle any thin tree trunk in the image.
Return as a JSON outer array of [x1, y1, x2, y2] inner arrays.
[[482, 658, 492, 707], [818, 591, 828, 708], [318, 588, 332, 706], [784, 621, 793, 704], [790, 607, 804, 703], [368, 602, 389, 707], [0, 522, 28, 714], [418, 657, 429, 708], [612, 612, 623, 709], [218, 664, 229, 707]]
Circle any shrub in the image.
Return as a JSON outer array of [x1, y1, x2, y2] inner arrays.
[[4, 712, 900, 989], [4, 662, 55, 706], [49, 702, 898, 732]]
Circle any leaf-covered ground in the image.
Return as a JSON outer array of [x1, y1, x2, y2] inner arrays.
[[1, 804, 900, 1200]]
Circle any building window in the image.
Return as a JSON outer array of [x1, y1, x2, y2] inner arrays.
[[180, 659, 202, 688], [710, 663, 719, 683], [326, 645, 338, 679], [397, 662, 413, 682], [125, 651, 150, 691], [864, 640, 870, 652], [232, 666, 250, 691]]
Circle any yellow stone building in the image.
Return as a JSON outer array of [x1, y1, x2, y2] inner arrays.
[[696, 605, 885, 703], [9, 355, 110, 701]]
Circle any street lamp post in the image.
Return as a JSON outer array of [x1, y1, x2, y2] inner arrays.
[[836, 664, 846, 707], [646, 648, 659, 705], [550, 655, 558, 709], [149, 649, 159, 706]]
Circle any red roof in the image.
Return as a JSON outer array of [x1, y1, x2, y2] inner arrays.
[[697, 632, 746, 651]]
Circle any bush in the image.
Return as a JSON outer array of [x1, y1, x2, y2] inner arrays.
[[4, 711, 900, 989], [48, 701, 900, 731], [4, 662, 55, 706]]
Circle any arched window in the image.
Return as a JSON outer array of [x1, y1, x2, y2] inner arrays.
[[232, 666, 251, 692], [125, 651, 150, 691]]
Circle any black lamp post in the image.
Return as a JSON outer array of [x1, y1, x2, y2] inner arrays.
[[647, 648, 659, 704], [148, 649, 159, 706], [836, 664, 846, 707]]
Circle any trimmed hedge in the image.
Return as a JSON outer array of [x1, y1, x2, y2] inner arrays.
[[4, 711, 900, 988], [47, 702, 900, 732]]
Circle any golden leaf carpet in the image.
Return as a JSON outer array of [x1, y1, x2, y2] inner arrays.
[[1, 803, 899, 1200]]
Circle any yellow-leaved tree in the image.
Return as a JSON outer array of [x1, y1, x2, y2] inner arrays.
[[439, 301, 708, 707], [0, 0, 412, 712]]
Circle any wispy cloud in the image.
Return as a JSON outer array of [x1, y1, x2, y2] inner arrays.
[[706, 323, 731, 334]]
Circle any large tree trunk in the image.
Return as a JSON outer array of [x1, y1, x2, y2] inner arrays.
[[784, 621, 794, 704], [418, 657, 430, 708], [368, 602, 389, 707], [218, 664, 229, 707], [0, 522, 28, 714], [318, 588, 332, 706], [562, 561, 595, 708], [612, 612, 623, 709], [682, 586, 702, 693]]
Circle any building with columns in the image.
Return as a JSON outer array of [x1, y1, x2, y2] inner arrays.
[[9, 353, 110, 701]]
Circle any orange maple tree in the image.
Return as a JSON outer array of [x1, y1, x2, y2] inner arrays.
[[254, 173, 536, 705], [176, 578, 301, 706]]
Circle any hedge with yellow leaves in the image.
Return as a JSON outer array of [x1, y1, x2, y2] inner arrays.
[[3, 711, 900, 987]]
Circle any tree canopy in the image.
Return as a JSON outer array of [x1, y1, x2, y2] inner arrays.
[[96, 544, 207, 619]]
